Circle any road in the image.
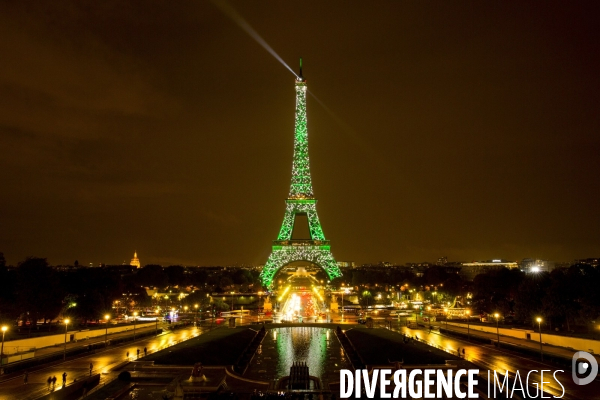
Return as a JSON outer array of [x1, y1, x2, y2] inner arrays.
[[278, 290, 322, 323], [0, 325, 206, 400]]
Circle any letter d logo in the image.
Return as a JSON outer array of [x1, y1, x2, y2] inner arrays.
[[572, 351, 598, 385]]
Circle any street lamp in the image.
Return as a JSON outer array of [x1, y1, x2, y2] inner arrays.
[[257, 292, 263, 321], [494, 313, 500, 347], [104, 314, 110, 347], [133, 312, 138, 340], [0, 325, 8, 367], [1, 326, 7, 366], [194, 304, 199, 326], [363, 291, 370, 315], [63, 319, 70, 360], [466, 310, 471, 341], [537, 317, 543, 361], [341, 288, 349, 320]]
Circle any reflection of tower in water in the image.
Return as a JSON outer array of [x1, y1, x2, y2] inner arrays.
[[290, 326, 311, 361], [277, 327, 328, 380]]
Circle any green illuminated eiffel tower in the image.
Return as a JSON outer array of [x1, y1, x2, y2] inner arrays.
[[260, 60, 342, 287]]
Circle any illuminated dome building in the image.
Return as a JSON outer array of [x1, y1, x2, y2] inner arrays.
[[130, 251, 141, 268]]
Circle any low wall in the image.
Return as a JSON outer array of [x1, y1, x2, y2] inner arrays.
[[2, 322, 157, 354], [446, 322, 600, 353], [446, 322, 533, 340], [73, 322, 156, 341], [2, 333, 66, 355], [0, 351, 35, 365]]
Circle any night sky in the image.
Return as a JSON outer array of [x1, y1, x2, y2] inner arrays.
[[1, 1, 598, 266]]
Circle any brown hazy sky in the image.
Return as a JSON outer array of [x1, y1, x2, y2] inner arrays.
[[0, 1, 598, 266]]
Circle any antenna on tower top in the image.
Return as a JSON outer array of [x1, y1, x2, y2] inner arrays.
[[299, 57, 303, 80]]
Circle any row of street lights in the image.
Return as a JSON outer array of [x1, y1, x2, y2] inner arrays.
[[490, 312, 544, 361], [1, 309, 156, 366], [457, 310, 544, 361]]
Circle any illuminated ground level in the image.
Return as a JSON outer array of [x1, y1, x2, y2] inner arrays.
[[79, 323, 571, 400], [278, 291, 324, 323]]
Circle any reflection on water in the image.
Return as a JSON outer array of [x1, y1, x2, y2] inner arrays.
[[246, 327, 349, 386], [275, 327, 328, 378]]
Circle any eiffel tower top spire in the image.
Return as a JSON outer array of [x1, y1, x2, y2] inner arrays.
[[288, 58, 314, 199]]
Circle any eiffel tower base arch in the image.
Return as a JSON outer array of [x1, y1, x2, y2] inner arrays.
[[260, 245, 342, 288]]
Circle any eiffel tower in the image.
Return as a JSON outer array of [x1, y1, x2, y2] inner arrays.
[[260, 60, 343, 287]]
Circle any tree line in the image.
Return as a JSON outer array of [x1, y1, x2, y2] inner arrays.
[[0, 254, 261, 329], [1, 252, 598, 333], [473, 264, 600, 331], [335, 263, 600, 332]]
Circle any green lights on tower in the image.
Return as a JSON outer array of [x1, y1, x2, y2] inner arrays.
[[260, 64, 342, 287], [289, 81, 312, 198]]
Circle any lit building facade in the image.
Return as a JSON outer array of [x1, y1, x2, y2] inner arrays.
[[459, 259, 518, 281]]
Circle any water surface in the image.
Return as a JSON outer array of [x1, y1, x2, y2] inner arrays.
[[245, 327, 350, 387]]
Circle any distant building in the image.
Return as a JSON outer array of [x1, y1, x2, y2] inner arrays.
[[405, 262, 431, 277], [574, 258, 599, 267], [553, 261, 572, 270], [520, 258, 554, 273], [459, 259, 518, 281], [130, 251, 141, 268], [337, 261, 356, 268], [436, 256, 448, 266]]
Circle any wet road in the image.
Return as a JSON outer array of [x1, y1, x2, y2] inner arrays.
[[392, 325, 600, 400], [0, 325, 206, 400]]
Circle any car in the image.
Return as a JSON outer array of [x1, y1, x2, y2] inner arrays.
[[358, 318, 367, 324]]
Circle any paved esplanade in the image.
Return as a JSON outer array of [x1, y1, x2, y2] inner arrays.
[[259, 59, 342, 287], [0, 325, 205, 400]]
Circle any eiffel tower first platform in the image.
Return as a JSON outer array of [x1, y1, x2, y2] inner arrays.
[[259, 60, 343, 287]]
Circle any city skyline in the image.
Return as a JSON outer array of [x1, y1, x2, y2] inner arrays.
[[1, 1, 599, 266]]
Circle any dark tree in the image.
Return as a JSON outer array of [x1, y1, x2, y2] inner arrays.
[[0, 261, 17, 322], [423, 266, 449, 286], [514, 274, 549, 325], [358, 290, 373, 308], [16, 257, 63, 327], [165, 265, 186, 286], [183, 290, 212, 310], [442, 274, 466, 297], [231, 268, 252, 285], [219, 276, 233, 289], [189, 269, 209, 287], [472, 268, 523, 316], [71, 291, 105, 324], [137, 264, 168, 288]]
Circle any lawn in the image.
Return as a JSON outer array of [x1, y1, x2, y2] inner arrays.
[[145, 327, 258, 365], [345, 328, 458, 366]]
